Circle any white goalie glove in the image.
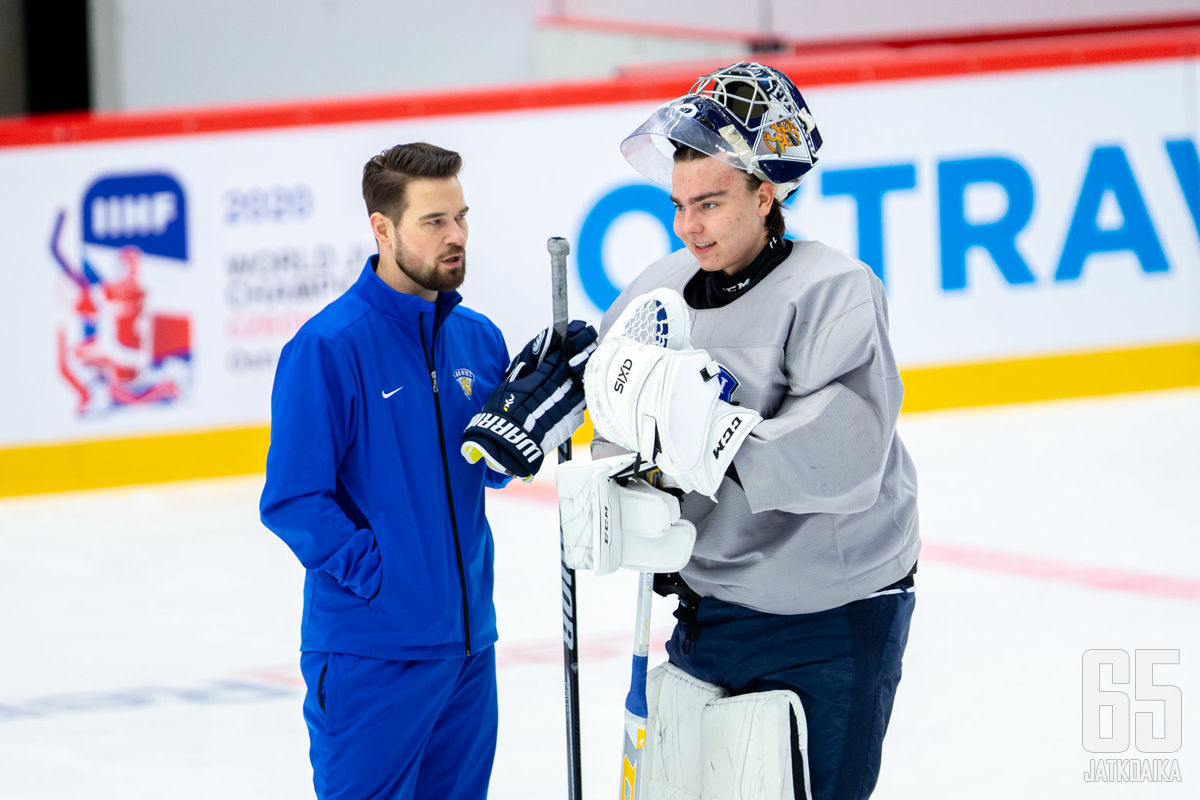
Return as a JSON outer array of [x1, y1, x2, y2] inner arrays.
[[556, 454, 696, 575], [584, 289, 762, 498]]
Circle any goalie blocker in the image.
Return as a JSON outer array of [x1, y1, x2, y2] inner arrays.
[[556, 454, 696, 575], [642, 662, 812, 800]]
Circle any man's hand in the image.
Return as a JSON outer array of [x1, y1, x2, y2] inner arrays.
[[461, 321, 597, 480]]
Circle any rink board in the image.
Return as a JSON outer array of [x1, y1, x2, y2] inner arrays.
[[0, 30, 1197, 495]]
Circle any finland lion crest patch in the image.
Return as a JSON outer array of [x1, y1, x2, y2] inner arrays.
[[453, 368, 476, 397]]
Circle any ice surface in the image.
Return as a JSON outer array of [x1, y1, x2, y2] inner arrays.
[[1, 389, 1197, 798]]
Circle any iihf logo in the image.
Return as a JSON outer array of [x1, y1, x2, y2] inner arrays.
[[51, 172, 193, 416]]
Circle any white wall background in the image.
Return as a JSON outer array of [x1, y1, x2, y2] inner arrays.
[[88, 0, 553, 111], [85, 0, 1199, 111], [560, 0, 1200, 38]]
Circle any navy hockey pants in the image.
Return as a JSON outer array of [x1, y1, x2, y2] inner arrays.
[[666, 588, 914, 800], [299, 647, 497, 800]]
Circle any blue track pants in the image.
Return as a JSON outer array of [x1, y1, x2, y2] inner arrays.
[[299, 647, 497, 800]]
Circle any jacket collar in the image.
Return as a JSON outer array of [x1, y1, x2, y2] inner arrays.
[[352, 255, 463, 324]]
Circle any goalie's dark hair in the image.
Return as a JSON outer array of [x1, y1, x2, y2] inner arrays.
[[363, 142, 463, 222], [673, 145, 785, 241]]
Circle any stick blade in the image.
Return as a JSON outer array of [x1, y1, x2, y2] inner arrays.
[[621, 710, 648, 800]]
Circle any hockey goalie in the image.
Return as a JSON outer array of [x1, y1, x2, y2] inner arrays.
[[557, 61, 921, 800]]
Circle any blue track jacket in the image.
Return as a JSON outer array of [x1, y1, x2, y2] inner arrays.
[[261, 257, 510, 660]]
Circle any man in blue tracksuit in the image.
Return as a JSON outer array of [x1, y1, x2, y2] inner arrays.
[[260, 143, 513, 799]]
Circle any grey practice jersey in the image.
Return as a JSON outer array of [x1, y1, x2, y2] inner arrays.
[[597, 240, 921, 615]]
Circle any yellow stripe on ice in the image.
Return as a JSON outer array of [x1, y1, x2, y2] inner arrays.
[[2, 339, 1197, 497], [899, 340, 1200, 413], [0, 425, 270, 498]]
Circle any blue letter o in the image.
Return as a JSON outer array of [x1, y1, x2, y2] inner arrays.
[[576, 183, 681, 311]]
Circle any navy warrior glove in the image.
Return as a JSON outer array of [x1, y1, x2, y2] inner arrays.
[[461, 320, 598, 480]]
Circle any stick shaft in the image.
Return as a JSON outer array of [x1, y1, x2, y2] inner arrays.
[[620, 572, 653, 800], [548, 235, 582, 800], [549, 236, 570, 340]]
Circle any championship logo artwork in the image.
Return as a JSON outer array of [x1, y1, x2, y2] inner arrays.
[[51, 173, 193, 416]]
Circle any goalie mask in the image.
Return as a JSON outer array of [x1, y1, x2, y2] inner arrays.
[[621, 61, 822, 201]]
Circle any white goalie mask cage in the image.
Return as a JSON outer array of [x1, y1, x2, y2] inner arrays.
[[621, 61, 823, 201]]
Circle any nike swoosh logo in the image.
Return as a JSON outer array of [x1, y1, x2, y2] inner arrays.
[[382, 386, 403, 399]]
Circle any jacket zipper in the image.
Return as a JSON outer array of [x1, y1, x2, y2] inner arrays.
[[421, 314, 472, 657]]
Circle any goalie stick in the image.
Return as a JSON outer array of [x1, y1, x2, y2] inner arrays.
[[608, 290, 689, 800], [549, 236, 584, 800], [622, 569, 653, 800]]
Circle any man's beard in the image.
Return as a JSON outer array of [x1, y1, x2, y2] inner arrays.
[[393, 241, 467, 293]]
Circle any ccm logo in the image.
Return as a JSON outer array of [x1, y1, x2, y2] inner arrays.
[[613, 358, 633, 393], [712, 417, 744, 459]]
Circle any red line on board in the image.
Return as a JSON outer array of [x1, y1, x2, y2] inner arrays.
[[1, 26, 1196, 148], [540, 12, 1200, 52]]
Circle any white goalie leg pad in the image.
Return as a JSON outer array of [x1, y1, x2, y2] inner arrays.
[[583, 337, 762, 498], [643, 663, 726, 800], [643, 663, 812, 800], [555, 454, 696, 576], [701, 689, 812, 800]]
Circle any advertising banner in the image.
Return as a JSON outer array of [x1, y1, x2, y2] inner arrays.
[[1, 46, 1197, 492]]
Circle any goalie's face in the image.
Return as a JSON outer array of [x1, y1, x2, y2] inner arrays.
[[371, 176, 469, 300], [670, 156, 773, 276]]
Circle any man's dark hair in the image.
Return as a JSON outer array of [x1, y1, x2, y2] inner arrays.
[[363, 142, 463, 222], [673, 145, 785, 240]]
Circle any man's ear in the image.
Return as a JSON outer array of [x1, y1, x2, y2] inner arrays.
[[369, 211, 393, 247], [757, 181, 776, 217]]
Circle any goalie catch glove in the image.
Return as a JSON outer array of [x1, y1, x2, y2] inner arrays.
[[583, 336, 761, 498], [556, 453, 696, 575], [461, 320, 598, 480]]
